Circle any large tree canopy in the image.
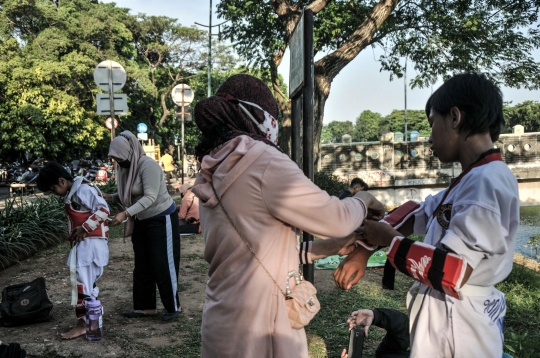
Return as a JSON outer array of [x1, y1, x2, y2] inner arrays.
[[0, 0, 135, 160], [0, 0, 215, 161], [504, 100, 540, 133], [217, 0, 540, 164]]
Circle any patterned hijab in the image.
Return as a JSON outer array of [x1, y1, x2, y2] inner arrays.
[[194, 74, 280, 159], [108, 130, 151, 237]]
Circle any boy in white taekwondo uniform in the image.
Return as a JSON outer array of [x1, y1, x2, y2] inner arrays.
[[346, 72, 519, 358], [37, 162, 110, 340]]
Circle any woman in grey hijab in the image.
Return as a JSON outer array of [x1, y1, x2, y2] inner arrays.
[[105, 130, 182, 321]]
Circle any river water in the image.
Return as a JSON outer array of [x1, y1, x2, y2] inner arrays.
[[516, 206, 540, 262]]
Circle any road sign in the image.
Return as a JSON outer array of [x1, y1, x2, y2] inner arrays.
[[96, 94, 128, 115], [93, 60, 126, 92], [137, 123, 148, 133], [137, 133, 148, 141], [105, 117, 119, 130], [289, 10, 305, 98], [171, 84, 194, 105]]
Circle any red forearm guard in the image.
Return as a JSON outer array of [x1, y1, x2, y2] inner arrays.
[[387, 236, 466, 299]]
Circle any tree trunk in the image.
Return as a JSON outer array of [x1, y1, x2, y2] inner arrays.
[[309, 0, 399, 168], [270, 62, 292, 156], [313, 71, 331, 170], [272, 0, 399, 165]]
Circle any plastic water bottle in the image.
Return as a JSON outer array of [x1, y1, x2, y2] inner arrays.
[[85, 298, 103, 341]]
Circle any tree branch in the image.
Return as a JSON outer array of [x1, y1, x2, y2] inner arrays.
[[316, 0, 401, 83], [306, 0, 331, 14]]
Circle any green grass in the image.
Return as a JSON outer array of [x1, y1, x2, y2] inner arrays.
[[304, 262, 540, 358], [520, 206, 540, 226], [497, 264, 540, 357], [306, 270, 412, 358]]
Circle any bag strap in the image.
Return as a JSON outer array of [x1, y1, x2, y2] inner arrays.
[[210, 182, 288, 298]]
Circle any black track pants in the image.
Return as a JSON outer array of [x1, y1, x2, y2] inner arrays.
[[131, 212, 180, 313]]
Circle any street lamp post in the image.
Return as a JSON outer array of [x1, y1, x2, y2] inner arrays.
[[195, 0, 227, 97], [171, 84, 194, 184]]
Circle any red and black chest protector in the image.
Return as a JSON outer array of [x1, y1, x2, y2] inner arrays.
[[64, 178, 109, 247]]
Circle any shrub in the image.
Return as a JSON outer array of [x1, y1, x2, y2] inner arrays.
[[0, 196, 67, 269], [314, 171, 348, 197], [95, 180, 123, 214], [525, 234, 540, 260]]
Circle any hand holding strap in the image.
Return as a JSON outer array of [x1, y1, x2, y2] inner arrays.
[[354, 201, 422, 251]]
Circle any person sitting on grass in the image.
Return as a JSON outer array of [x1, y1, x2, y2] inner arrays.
[[339, 178, 369, 200], [177, 184, 201, 234], [36, 162, 110, 340]]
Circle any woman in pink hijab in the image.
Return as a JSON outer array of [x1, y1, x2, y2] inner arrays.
[[190, 74, 384, 357], [105, 131, 181, 322]]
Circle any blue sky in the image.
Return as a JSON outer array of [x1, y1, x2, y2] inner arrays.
[[103, 0, 540, 124]]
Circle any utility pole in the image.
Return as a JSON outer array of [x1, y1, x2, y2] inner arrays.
[[195, 1, 226, 97], [404, 55, 408, 141]]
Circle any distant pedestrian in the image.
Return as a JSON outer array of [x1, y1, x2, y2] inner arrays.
[[160, 149, 178, 184], [339, 178, 369, 200]]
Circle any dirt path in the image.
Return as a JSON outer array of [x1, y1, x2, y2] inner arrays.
[[0, 234, 208, 357], [1, 229, 538, 357]]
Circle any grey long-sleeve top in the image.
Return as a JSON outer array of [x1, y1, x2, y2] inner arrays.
[[111, 159, 174, 220]]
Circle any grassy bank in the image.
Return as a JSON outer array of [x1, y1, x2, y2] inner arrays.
[[306, 261, 540, 358]]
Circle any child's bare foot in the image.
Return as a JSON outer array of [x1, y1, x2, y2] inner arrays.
[[61, 319, 86, 340]]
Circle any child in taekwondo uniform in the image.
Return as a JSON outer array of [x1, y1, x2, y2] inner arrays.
[[37, 162, 110, 340], [349, 72, 519, 358]]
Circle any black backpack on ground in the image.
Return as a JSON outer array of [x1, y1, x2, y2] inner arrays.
[[0, 277, 53, 327], [0, 343, 26, 358]]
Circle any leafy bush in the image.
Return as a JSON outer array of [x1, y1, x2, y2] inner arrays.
[[94, 180, 123, 214], [505, 331, 540, 357], [525, 234, 540, 260], [314, 171, 348, 197], [0, 196, 67, 269], [95, 179, 117, 194]]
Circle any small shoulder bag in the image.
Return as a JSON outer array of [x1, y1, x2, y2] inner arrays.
[[211, 183, 320, 329]]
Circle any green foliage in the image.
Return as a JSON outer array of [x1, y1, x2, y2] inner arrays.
[[314, 172, 348, 197], [353, 110, 384, 142], [0, 0, 135, 161], [505, 331, 540, 358], [0, 196, 66, 269], [323, 109, 430, 143], [326, 121, 354, 143], [0, 0, 227, 161], [497, 264, 540, 357], [95, 179, 118, 194], [306, 270, 414, 358], [525, 234, 540, 260], [218, 0, 540, 159], [382, 110, 431, 138], [503, 101, 540, 134]]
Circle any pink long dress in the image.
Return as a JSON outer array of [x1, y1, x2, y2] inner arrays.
[[191, 136, 367, 358]]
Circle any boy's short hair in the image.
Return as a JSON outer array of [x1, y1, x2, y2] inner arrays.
[[425, 72, 504, 141], [36, 161, 73, 192], [350, 178, 369, 191]]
